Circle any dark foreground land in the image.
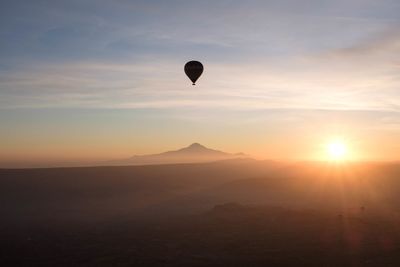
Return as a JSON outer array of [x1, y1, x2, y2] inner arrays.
[[2, 159, 400, 266]]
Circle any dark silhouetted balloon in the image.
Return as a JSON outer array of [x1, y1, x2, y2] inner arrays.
[[184, 61, 203, 85]]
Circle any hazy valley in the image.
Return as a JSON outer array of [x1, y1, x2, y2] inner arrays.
[[2, 150, 400, 266]]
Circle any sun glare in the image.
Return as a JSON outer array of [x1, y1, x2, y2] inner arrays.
[[327, 139, 348, 160]]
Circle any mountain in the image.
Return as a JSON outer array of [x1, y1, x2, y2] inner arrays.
[[110, 143, 248, 166]]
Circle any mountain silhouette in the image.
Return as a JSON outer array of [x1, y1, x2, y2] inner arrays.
[[110, 143, 247, 166]]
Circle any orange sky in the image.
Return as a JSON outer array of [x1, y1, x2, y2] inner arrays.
[[1, 1, 400, 167]]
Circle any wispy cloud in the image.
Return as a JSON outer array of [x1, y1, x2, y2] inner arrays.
[[1, 50, 400, 113], [1, 1, 399, 113]]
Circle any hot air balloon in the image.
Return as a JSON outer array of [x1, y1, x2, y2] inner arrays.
[[184, 61, 203, 85]]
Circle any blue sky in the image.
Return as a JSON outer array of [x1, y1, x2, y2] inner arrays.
[[1, 0, 400, 165]]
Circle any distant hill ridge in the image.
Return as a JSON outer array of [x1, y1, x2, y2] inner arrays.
[[112, 143, 248, 166]]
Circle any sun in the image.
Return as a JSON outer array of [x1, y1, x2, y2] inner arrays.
[[326, 139, 348, 160]]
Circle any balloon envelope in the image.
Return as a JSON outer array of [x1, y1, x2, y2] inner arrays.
[[184, 61, 203, 85]]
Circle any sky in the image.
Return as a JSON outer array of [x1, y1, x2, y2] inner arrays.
[[1, 0, 400, 166]]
